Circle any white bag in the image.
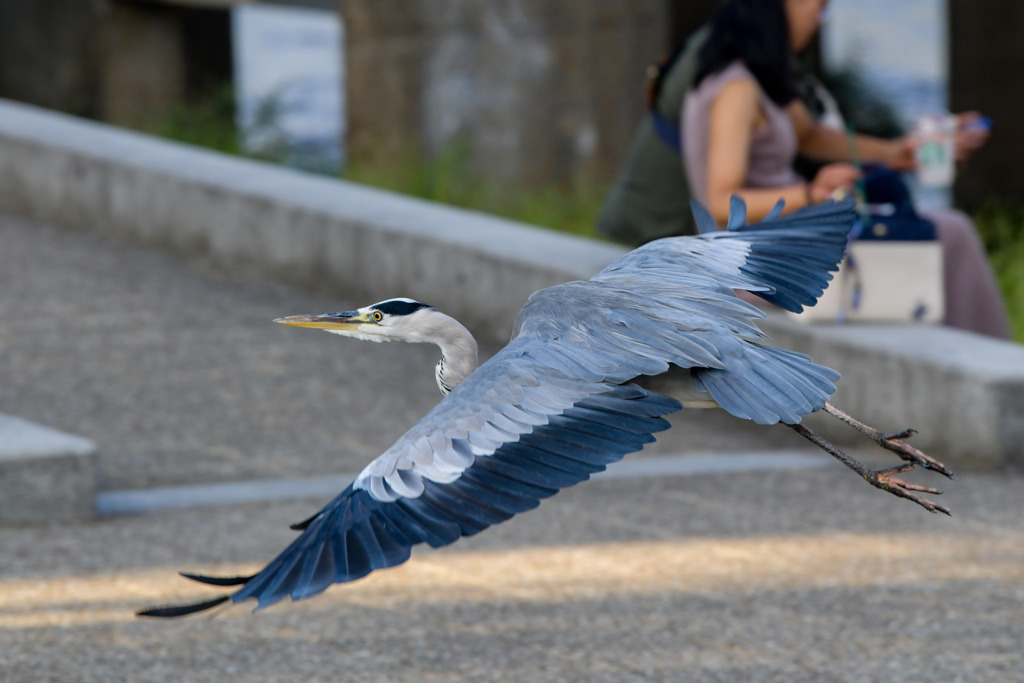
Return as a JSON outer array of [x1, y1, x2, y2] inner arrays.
[[789, 241, 944, 324]]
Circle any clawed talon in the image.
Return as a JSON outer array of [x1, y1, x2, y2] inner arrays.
[[864, 463, 952, 516], [823, 403, 955, 480], [788, 415, 954, 515], [876, 432, 956, 479], [880, 428, 917, 441]]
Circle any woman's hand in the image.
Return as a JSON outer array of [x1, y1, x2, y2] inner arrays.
[[881, 137, 918, 171], [808, 163, 860, 203], [954, 111, 990, 162], [887, 112, 989, 171]]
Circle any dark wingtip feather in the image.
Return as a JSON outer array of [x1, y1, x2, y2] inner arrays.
[[290, 512, 319, 531], [689, 199, 718, 234], [180, 571, 255, 587], [728, 198, 857, 312], [136, 595, 230, 618], [726, 195, 747, 230]]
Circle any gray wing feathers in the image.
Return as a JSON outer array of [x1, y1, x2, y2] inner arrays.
[[692, 343, 839, 424], [510, 199, 854, 425], [354, 339, 611, 501], [361, 199, 854, 501]]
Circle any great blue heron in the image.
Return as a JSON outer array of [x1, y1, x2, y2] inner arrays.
[[139, 198, 952, 618]]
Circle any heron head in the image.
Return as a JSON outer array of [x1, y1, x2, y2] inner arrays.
[[274, 298, 437, 344]]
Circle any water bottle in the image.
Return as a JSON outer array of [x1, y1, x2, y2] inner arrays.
[[913, 114, 957, 189]]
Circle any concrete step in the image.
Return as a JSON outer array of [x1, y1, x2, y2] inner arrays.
[[0, 413, 97, 524]]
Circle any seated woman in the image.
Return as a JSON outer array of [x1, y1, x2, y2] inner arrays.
[[682, 0, 1010, 339]]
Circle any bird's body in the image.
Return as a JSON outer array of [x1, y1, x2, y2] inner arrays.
[[140, 198, 952, 619]]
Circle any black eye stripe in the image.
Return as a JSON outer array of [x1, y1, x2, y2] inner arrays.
[[371, 300, 431, 317]]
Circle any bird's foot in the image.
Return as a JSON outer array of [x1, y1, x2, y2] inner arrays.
[[823, 403, 955, 479], [788, 422, 951, 515], [861, 462, 951, 516]]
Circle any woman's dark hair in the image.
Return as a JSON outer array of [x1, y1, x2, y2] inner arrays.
[[693, 0, 796, 106]]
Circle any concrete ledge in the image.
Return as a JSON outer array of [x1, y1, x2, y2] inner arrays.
[[0, 99, 1021, 469], [0, 414, 98, 524]]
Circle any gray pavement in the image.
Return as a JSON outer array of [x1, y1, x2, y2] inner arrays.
[[1, 212, 1023, 681]]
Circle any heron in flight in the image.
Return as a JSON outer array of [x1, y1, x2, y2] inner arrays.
[[140, 198, 952, 618]]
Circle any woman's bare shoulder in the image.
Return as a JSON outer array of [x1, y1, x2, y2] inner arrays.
[[711, 76, 760, 121]]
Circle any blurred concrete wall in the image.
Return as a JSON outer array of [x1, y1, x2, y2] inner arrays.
[[0, 0, 107, 119], [1, 0, 715, 186], [0, 0, 231, 129], [342, 0, 670, 185], [949, 0, 1024, 211]]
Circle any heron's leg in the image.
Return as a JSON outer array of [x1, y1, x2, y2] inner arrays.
[[787, 422, 952, 516], [823, 402, 955, 479]]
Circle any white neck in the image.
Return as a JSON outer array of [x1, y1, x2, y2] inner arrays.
[[433, 321, 478, 395], [400, 309, 478, 395]]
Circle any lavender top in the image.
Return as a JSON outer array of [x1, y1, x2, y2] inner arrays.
[[682, 61, 804, 206]]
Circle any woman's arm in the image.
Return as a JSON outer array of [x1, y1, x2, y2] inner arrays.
[[788, 100, 915, 169], [704, 79, 816, 223]]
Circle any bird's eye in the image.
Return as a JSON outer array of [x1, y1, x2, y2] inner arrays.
[[372, 311, 383, 322]]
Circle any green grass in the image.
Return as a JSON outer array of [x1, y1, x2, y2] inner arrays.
[[973, 206, 1024, 342], [344, 143, 607, 239], [148, 90, 608, 238], [150, 85, 243, 155]]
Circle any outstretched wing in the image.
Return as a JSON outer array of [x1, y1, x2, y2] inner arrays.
[[608, 198, 855, 314], [138, 199, 855, 617], [514, 198, 854, 425], [138, 354, 682, 617], [610, 198, 853, 422]]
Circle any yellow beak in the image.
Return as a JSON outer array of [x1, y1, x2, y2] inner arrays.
[[273, 311, 371, 330]]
